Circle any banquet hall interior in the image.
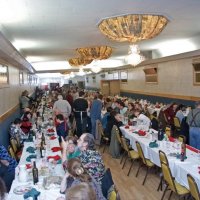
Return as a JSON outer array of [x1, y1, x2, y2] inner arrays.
[[0, 0, 200, 200]]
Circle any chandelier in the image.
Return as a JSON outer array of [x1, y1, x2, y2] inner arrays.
[[125, 44, 145, 66], [98, 14, 168, 66]]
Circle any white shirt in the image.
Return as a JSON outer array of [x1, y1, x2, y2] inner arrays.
[[137, 113, 151, 127], [53, 99, 71, 118]]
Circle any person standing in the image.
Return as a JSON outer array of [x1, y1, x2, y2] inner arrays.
[[56, 114, 68, 143], [53, 95, 71, 119], [187, 101, 200, 149], [90, 94, 103, 138], [73, 91, 88, 137]]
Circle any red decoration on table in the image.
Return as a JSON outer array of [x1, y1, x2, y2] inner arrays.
[[51, 147, 62, 152], [125, 125, 129, 129], [50, 136, 57, 140], [47, 128, 55, 133], [47, 155, 61, 161], [186, 144, 199, 153], [168, 136, 175, 142], [138, 130, 146, 136], [26, 164, 32, 169]]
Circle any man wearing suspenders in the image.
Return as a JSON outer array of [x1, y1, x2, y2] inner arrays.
[[187, 101, 200, 150]]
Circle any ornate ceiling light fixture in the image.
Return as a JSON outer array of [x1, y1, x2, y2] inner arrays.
[[98, 14, 168, 66], [68, 57, 93, 67], [76, 46, 112, 60]]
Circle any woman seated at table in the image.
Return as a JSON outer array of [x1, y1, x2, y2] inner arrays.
[[175, 104, 186, 123], [65, 182, 96, 200], [60, 158, 106, 200], [21, 111, 32, 134], [124, 102, 135, 119], [105, 110, 123, 140], [61, 136, 81, 164], [134, 109, 151, 128], [0, 145, 17, 192]]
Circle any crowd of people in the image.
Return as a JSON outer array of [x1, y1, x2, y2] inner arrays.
[[0, 84, 200, 200]]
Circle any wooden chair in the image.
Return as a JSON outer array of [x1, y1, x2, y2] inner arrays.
[[8, 145, 17, 160], [121, 137, 139, 176], [161, 162, 189, 200], [157, 150, 169, 191], [68, 117, 76, 136], [96, 120, 109, 153], [187, 174, 200, 200], [135, 141, 155, 185]]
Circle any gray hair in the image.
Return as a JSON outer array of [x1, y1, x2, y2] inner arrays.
[[83, 133, 95, 150]]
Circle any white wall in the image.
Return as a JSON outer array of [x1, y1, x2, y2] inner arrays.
[[0, 65, 35, 116], [84, 56, 200, 99]]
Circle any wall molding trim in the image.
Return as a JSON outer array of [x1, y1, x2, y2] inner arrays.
[[0, 104, 19, 123], [120, 89, 200, 101]]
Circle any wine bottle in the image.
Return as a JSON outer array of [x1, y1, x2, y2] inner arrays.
[[180, 142, 186, 162], [32, 161, 38, 184], [41, 132, 46, 145], [40, 141, 45, 158]]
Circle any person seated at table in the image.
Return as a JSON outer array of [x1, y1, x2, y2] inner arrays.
[[175, 104, 186, 123], [134, 109, 151, 128], [0, 145, 17, 192], [62, 136, 80, 163], [65, 182, 96, 200], [124, 102, 135, 119], [0, 177, 7, 200], [105, 110, 123, 140], [119, 101, 128, 116], [21, 111, 32, 134], [56, 114, 68, 143], [60, 158, 106, 200], [9, 118, 28, 144], [77, 133, 105, 183], [101, 107, 112, 130]]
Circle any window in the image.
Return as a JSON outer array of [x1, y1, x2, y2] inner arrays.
[[86, 77, 89, 83], [92, 76, 96, 83], [193, 62, 200, 85], [143, 66, 158, 84], [19, 71, 24, 84], [0, 65, 9, 85], [113, 72, 119, 80], [120, 71, 128, 83]]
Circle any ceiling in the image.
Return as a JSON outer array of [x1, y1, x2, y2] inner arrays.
[[0, 0, 200, 73]]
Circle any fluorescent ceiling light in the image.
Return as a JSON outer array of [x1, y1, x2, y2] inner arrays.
[[36, 73, 62, 78], [83, 58, 125, 69], [12, 40, 39, 51], [152, 39, 197, 57], [32, 61, 72, 71], [26, 56, 49, 63], [0, 0, 26, 23]]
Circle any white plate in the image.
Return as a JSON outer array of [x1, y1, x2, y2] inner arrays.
[[13, 185, 32, 195]]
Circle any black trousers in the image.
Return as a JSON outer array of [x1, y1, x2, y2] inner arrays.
[[75, 117, 87, 137]]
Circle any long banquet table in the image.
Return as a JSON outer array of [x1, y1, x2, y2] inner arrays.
[[120, 126, 200, 190], [7, 130, 65, 200]]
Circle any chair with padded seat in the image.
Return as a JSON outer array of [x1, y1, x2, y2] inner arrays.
[[178, 135, 186, 143], [8, 145, 17, 160], [187, 174, 200, 200], [121, 137, 139, 176], [96, 119, 110, 153], [10, 137, 22, 160], [157, 150, 169, 191], [161, 162, 189, 200], [174, 117, 181, 132], [135, 141, 155, 185]]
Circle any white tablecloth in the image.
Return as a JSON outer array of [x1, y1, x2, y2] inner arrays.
[[8, 132, 65, 200], [120, 126, 200, 190]]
